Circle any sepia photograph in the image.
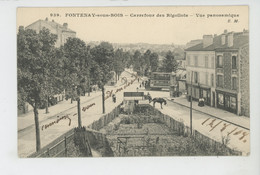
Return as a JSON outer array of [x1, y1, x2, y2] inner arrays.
[[16, 6, 250, 158]]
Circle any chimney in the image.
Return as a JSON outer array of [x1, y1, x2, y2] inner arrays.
[[221, 34, 226, 45], [203, 35, 213, 48], [227, 32, 234, 47], [63, 23, 68, 29], [45, 17, 48, 21]]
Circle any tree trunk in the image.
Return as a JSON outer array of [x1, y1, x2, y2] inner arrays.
[[88, 81, 90, 97], [71, 97, 73, 104], [45, 95, 49, 114], [33, 103, 41, 152], [77, 98, 82, 128], [102, 86, 105, 114]]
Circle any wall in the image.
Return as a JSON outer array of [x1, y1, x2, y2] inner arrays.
[[87, 105, 121, 130], [186, 51, 215, 87], [240, 45, 250, 117], [223, 52, 232, 90]]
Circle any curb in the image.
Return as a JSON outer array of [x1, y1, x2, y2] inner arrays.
[[18, 94, 102, 133], [166, 98, 250, 131]]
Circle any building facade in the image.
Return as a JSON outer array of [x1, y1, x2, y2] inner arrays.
[[215, 31, 249, 117], [185, 30, 249, 117], [185, 35, 216, 106], [26, 18, 76, 47]]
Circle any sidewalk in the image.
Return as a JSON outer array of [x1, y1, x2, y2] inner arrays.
[[151, 96, 250, 155], [18, 70, 133, 132], [18, 70, 140, 157], [167, 96, 250, 129], [18, 91, 102, 131]]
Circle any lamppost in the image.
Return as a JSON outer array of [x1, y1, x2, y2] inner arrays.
[[190, 71, 193, 135]]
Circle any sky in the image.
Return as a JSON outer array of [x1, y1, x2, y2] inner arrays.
[[17, 6, 248, 45]]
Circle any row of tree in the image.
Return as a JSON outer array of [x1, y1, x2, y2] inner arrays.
[[130, 50, 178, 76], [17, 27, 129, 152], [17, 27, 179, 152]]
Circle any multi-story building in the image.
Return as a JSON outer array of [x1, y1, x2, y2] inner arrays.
[[215, 31, 249, 117], [26, 17, 76, 47], [185, 30, 249, 117], [185, 35, 217, 106]]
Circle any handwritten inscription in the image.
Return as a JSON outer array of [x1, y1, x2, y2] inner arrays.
[[201, 118, 249, 143], [42, 115, 71, 131], [77, 73, 138, 116], [82, 103, 96, 112]]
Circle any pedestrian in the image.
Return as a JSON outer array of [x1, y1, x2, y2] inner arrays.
[[112, 94, 116, 103]]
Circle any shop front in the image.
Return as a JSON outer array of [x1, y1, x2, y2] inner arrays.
[[187, 85, 211, 106], [200, 87, 211, 106], [216, 90, 237, 114], [187, 84, 200, 101]]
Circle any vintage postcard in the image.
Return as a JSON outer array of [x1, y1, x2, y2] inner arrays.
[[17, 6, 249, 158]]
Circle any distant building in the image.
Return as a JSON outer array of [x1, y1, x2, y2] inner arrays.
[[26, 17, 76, 47], [185, 30, 249, 117], [175, 57, 186, 69], [19, 18, 76, 115], [185, 39, 202, 49]]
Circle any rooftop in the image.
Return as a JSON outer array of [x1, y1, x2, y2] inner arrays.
[[26, 18, 76, 33], [185, 31, 249, 52]]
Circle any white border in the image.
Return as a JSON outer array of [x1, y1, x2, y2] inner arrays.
[[0, 0, 259, 175]]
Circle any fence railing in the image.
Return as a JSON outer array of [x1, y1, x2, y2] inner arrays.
[[28, 104, 121, 158], [28, 129, 74, 158]]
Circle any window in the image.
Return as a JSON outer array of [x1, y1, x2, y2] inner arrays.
[[194, 72, 198, 83], [194, 56, 198, 67], [217, 75, 223, 88], [203, 90, 208, 99], [187, 56, 190, 66], [230, 97, 237, 110], [232, 56, 237, 69], [217, 55, 223, 68], [206, 73, 208, 85], [187, 72, 190, 82], [218, 93, 224, 106], [211, 74, 214, 87], [211, 56, 214, 68], [232, 77, 237, 90], [205, 56, 209, 68]]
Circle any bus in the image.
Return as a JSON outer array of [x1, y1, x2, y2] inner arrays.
[[149, 72, 175, 90]]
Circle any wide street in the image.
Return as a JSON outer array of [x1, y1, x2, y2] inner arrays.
[[136, 88, 250, 155], [18, 69, 250, 157], [18, 70, 140, 157]]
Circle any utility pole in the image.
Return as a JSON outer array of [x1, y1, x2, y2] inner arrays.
[[77, 97, 82, 127], [190, 71, 193, 135]]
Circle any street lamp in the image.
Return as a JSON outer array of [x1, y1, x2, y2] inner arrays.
[[190, 71, 193, 135]]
